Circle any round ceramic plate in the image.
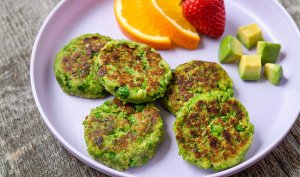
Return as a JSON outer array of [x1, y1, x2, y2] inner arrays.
[[30, 0, 300, 176]]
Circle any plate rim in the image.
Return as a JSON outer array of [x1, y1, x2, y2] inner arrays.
[[30, 0, 300, 176]]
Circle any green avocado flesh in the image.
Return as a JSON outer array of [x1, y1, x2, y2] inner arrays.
[[264, 63, 283, 85], [219, 35, 243, 63], [237, 24, 264, 49], [257, 41, 281, 64], [239, 55, 261, 81]]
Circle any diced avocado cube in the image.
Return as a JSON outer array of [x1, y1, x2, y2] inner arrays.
[[239, 55, 261, 80], [219, 35, 243, 63], [264, 63, 283, 85], [257, 41, 281, 64], [237, 24, 264, 49]]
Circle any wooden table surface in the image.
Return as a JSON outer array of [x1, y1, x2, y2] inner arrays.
[[0, 0, 299, 176]]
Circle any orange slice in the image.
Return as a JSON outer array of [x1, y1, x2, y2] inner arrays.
[[114, 0, 171, 49], [150, 0, 200, 49]]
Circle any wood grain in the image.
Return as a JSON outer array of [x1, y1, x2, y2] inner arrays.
[[0, 0, 299, 177]]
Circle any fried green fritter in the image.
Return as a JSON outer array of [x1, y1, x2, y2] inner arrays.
[[83, 98, 164, 171], [96, 40, 172, 103], [162, 60, 234, 115], [54, 33, 111, 98], [174, 92, 254, 171]]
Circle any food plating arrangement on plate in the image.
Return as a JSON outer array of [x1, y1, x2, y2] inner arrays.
[[31, 0, 300, 176]]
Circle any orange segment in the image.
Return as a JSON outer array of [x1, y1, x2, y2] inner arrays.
[[151, 0, 200, 49], [155, 0, 195, 32], [114, 0, 171, 49]]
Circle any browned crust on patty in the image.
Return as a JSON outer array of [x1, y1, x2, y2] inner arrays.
[[174, 94, 254, 170], [61, 35, 110, 79], [162, 60, 234, 114]]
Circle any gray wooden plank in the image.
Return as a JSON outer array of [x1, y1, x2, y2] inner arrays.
[[279, 0, 300, 27], [290, 118, 300, 145], [271, 132, 300, 177], [233, 152, 288, 177]]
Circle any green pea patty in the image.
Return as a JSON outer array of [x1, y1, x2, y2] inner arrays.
[[54, 33, 111, 98], [161, 60, 234, 115], [174, 92, 254, 171], [96, 40, 172, 103], [83, 98, 164, 171]]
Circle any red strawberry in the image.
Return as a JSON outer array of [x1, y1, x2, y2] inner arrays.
[[181, 0, 226, 38]]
